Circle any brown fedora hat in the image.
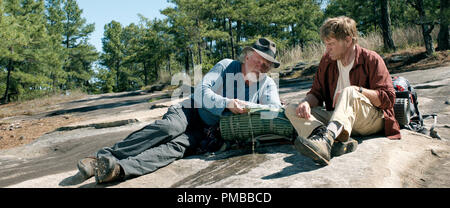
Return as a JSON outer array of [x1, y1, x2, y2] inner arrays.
[[243, 37, 281, 68]]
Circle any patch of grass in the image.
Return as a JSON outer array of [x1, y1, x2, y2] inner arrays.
[[148, 97, 161, 103]]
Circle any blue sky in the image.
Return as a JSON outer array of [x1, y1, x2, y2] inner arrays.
[[77, 0, 173, 53]]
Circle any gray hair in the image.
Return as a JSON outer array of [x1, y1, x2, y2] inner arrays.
[[237, 49, 254, 63]]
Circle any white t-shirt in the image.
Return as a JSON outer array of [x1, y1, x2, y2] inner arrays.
[[333, 58, 355, 101]]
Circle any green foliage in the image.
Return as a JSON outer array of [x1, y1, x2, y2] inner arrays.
[[324, 0, 440, 35], [0, 0, 56, 102], [61, 0, 98, 91], [0, 0, 97, 103], [0, 0, 444, 101]]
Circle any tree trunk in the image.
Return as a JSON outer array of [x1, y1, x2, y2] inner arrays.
[[422, 24, 435, 55], [167, 56, 172, 76], [185, 48, 190, 74], [50, 72, 56, 92], [116, 60, 120, 91], [198, 44, 202, 65], [2, 47, 14, 104], [373, 1, 377, 31], [154, 62, 158, 81], [66, 12, 70, 49], [236, 20, 242, 55], [1, 59, 13, 104], [228, 18, 235, 59], [220, 42, 224, 59], [411, 0, 435, 55], [209, 40, 213, 56], [291, 24, 296, 47], [223, 18, 229, 58], [143, 61, 148, 86], [190, 47, 195, 70], [437, 0, 449, 51], [380, 0, 396, 51]]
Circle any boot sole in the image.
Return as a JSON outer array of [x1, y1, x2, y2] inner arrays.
[[94, 157, 121, 184], [331, 139, 358, 157], [294, 138, 330, 166], [77, 160, 95, 180], [94, 157, 111, 184]]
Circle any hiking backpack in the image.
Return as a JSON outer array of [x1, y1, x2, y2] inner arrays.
[[392, 76, 440, 139]]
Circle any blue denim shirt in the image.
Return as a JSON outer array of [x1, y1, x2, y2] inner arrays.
[[192, 59, 282, 126]]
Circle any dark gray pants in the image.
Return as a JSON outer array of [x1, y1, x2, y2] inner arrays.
[[96, 103, 205, 179]]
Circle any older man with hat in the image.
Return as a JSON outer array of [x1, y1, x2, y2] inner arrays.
[[75, 37, 283, 184]]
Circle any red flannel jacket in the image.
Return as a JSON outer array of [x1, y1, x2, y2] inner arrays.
[[308, 44, 401, 140]]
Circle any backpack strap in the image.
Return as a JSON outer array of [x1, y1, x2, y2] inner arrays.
[[411, 90, 423, 127]]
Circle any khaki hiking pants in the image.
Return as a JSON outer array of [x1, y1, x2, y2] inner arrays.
[[285, 86, 384, 142]]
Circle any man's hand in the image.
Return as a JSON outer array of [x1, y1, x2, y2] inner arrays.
[[296, 100, 312, 120], [227, 99, 250, 114]]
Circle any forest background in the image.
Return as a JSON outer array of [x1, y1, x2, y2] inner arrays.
[[0, 0, 448, 104]]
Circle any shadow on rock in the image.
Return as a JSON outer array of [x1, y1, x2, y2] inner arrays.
[[171, 149, 269, 187], [173, 143, 323, 187], [59, 172, 88, 187], [260, 135, 382, 180], [78, 180, 123, 188], [261, 154, 321, 180], [59, 171, 125, 188]]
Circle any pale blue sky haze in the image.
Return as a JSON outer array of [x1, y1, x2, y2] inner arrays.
[[77, 0, 173, 53]]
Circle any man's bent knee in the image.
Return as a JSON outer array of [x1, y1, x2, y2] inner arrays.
[[342, 86, 358, 95], [285, 103, 298, 118]]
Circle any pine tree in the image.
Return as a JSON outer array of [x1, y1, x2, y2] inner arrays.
[[120, 23, 144, 90], [122, 20, 147, 87], [0, 0, 7, 102], [437, 0, 449, 51], [1, 0, 30, 103], [380, 0, 396, 51], [0, 0, 5, 56], [45, 0, 67, 90], [407, 0, 438, 56], [1, 0, 57, 103], [101, 20, 124, 92], [161, 1, 195, 74], [61, 0, 97, 90], [140, 18, 169, 84], [0, 0, 3, 22]]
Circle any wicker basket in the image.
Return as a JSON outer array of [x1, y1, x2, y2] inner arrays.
[[219, 108, 294, 142]]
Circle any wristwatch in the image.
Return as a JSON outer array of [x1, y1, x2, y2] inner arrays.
[[359, 86, 363, 93]]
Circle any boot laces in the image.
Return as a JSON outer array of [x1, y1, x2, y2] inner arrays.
[[310, 126, 328, 142]]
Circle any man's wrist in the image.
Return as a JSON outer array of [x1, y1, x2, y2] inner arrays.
[[299, 99, 308, 105], [225, 98, 233, 109], [359, 86, 364, 94]]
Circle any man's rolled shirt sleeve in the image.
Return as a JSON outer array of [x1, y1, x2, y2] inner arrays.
[[193, 61, 231, 116], [306, 56, 328, 106], [369, 54, 396, 110]]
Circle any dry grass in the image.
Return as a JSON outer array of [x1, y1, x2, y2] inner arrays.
[[158, 68, 174, 84], [277, 25, 441, 70], [0, 90, 87, 119], [359, 31, 384, 51], [0, 90, 87, 150], [0, 115, 82, 150], [277, 42, 325, 72]]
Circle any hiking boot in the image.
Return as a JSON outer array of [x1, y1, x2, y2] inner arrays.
[[77, 157, 97, 180], [93, 157, 123, 184], [294, 126, 334, 165], [331, 137, 359, 157]]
